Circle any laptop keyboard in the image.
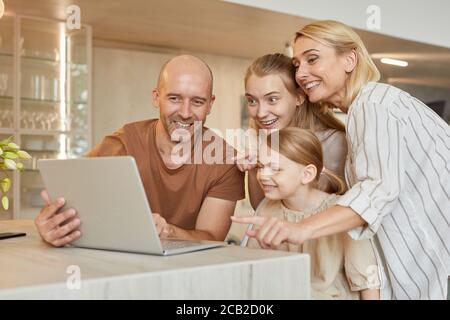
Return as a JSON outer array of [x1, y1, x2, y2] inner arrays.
[[161, 239, 204, 250]]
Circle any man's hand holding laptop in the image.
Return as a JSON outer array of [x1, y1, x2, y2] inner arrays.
[[35, 190, 172, 247], [35, 190, 82, 247]]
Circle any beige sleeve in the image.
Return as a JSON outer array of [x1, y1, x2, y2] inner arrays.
[[245, 200, 266, 249], [343, 234, 381, 291], [317, 131, 347, 192], [321, 130, 347, 179], [245, 199, 280, 249]]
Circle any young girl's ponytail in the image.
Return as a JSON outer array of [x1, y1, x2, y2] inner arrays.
[[320, 168, 347, 195]]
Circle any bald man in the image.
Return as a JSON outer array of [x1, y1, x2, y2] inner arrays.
[[35, 55, 245, 247]]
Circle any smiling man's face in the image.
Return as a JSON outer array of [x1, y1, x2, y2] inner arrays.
[[153, 56, 215, 139]]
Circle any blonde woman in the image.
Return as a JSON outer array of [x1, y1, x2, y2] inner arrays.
[[236, 53, 347, 209], [233, 20, 450, 300]]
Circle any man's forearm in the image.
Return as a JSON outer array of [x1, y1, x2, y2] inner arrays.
[[167, 224, 218, 241], [300, 205, 367, 241]]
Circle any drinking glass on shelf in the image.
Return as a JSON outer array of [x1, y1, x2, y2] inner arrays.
[[5, 110, 13, 128], [20, 111, 26, 128], [46, 112, 59, 130], [30, 111, 38, 129], [80, 90, 88, 102], [31, 74, 40, 100], [58, 116, 71, 131], [52, 78, 59, 101], [20, 110, 31, 129], [0, 110, 12, 128], [40, 75, 48, 101], [36, 111, 46, 130], [45, 112, 51, 130]]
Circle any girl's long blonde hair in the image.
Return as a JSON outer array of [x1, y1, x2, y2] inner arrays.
[[267, 128, 347, 195], [245, 53, 345, 132], [295, 20, 380, 107]]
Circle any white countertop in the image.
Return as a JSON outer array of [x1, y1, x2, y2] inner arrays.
[[0, 220, 310, 299]]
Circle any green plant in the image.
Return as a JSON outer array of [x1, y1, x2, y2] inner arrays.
[[0, 136, 32, 210]]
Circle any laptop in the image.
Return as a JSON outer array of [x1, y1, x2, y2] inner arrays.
[[37, 156, 225, 255]]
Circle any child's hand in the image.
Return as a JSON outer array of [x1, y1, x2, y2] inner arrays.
[[231, 215, 310, 249], [232, 148, 258, 172]]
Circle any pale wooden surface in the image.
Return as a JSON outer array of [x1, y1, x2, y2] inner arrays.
[[0, 220, 310, 299]]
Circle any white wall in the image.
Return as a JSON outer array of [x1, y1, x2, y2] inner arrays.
[[92, 47, 251, 145], [223, 0, 450, 49], [394, 83, 450, 124]]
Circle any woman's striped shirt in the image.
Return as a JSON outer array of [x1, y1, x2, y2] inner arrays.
[[336, 82, 450, 300]]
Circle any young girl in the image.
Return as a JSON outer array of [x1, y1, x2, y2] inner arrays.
[[236, 53, 347, 210], [233, 128, 381, 300]]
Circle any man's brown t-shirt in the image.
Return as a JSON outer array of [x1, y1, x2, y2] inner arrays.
[[87, 119, 245, 229]]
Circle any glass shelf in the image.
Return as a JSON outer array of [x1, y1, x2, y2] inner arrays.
[[24, 150, 59, 153], [21, 97, 88, 105], [0, 15, 92, 220], [0, 128, 15, 134], [0, 52, 88, 68], [0, 96, 88, 105], [20, 129, 86, 136], [0, 53, 13, 60]]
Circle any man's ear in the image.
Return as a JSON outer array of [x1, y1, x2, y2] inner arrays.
[[207, 95, 215, 115], [152, 88, 160, 108], [300, 164, 317, 185], [345, 49, 358, 73]]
